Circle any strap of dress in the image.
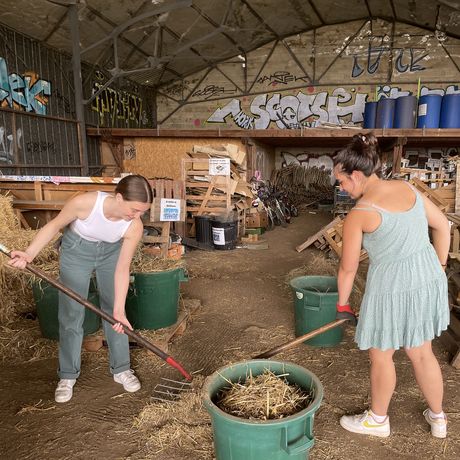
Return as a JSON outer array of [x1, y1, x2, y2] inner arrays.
[[354, 201, 387, 212]]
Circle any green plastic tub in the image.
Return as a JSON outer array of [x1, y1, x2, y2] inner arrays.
[[32, 280, 101, 340], [125, 268, 188, 330], [289, 276, 343, 347], [203, 359, 323, 460]]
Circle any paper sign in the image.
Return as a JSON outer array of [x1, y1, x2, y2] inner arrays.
[[160, 198, 181, 221], [209, 158, 230, 176]]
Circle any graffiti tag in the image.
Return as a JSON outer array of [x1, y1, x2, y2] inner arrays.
[[257, 71, 310, 86], [0, 57, 51, 115], [0, 126, 22, 164], [207, 88, 367, 129], [91, 82, 143, 127], [191, 85, 236, 100], [352, 37, 428, 77]]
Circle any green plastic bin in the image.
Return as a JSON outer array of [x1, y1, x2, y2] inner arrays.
[[289, 276, 343, 347], [125, 268, 188, 330], [203, 359, 323, 460], [32, 280, 101, 340]]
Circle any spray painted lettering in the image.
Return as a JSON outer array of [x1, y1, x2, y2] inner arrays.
[[207, 88, 367, 129], [0, 58, 51, 115], [352, 37, 428, 77], [0, 126, 22, 164], [91, 82, 143, 127], [257, 71, 310, 86]]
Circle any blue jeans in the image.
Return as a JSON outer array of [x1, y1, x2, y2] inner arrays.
[[58, 229, 130, 379]]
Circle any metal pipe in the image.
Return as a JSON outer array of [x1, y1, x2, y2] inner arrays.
[[68, 4, 89, 175]]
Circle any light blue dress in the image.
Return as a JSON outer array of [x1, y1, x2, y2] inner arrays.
[[354, 187, 449, 351]]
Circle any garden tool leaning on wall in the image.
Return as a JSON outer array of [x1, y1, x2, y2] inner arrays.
[[0, 243, 192, 382]]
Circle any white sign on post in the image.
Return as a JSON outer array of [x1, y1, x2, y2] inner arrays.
[[160, 198, 181, 221], [209, 158, 230, 176]]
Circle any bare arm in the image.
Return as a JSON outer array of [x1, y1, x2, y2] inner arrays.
[[338, 211, 364, 305], [8, 193, 95, 269], [421, 194, 450, 267], [112, 218, 144, 332]]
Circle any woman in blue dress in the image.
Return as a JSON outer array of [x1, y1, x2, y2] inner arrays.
[[334, 134, 450, 438]]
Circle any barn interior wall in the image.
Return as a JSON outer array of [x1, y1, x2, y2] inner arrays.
[[156, 19, 460, 131], [121, 137, 246, 180]]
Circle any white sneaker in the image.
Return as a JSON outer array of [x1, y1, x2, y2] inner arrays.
[[423, 409, 447, 438], [55, 379, 76, 403], [340, 410, 390, 438], [113, 369, 141, 392]]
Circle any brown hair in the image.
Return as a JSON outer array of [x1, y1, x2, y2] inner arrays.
[[115, 174, 153, 203], [333, 133, 381, 177]]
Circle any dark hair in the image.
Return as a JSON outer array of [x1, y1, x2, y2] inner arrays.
[[333, 133, 381, 177], [115, 174, 153, 203]]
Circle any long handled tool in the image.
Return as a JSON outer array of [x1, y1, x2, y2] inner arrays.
[[0, 243, 192, 382], [253, 319, 348, 359]]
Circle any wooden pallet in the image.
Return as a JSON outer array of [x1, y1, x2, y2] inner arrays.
[[409, 178, 449, 212], [439, 311, 460, 369], [296, 216, 368, 261], [182, 158, 233, 237]]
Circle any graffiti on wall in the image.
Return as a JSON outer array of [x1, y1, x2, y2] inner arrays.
[[0, 57, 51, 115], [351, 37, 429, 77], [207, 84, 460, 130], [0, 126, 22, 164], [91, 73, 144, 127], [207, 88, 367, 129], [256, 71, 310, 86]]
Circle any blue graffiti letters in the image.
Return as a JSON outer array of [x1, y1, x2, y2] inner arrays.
[[0, 57, 51, 115]]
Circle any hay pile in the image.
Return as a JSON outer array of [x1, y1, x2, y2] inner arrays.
[[216, 370, 313, 420], [130, 375, 213, 459], [0, 194, 59, 325]]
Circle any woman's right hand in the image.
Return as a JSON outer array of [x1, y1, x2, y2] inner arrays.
[[8, 250, 33, 269]]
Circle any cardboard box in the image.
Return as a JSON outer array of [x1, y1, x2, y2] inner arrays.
[[245, 210, 268, 228]]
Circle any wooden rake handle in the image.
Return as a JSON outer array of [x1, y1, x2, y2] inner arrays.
[[0, 243, 192, 381], [253, 319, 348, 359]]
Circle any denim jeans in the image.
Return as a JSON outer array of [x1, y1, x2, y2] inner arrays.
[[58, 229, 130, 379]]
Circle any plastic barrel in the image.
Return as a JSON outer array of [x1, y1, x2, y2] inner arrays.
[[289, 276, 343, 347], [211, 220, 238, 250], [195, 215, 213, 244], [417, 94, 442, 128], [394, 95, 417, 128], [203, 359, 323, 460], [440, 94, 460, 128], [32, 280, 101, 340], [125, 268, 188, 330], [363, 101, 378, 128], [375, 98, 395, 128]]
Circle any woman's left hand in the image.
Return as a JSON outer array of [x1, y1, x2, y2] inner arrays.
[[112, 312, 133, 334]]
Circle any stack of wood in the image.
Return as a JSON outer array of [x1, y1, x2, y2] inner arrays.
[[270, 164, 334, 206], [295, 216, 368, 262], [182, 144, 254, 237]]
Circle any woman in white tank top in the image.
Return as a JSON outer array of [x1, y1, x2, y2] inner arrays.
[[8, 175, 153, 403]]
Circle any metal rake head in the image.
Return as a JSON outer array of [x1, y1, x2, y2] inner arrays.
[[151, 377, 193, 402]]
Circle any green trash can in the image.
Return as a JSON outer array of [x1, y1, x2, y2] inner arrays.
[[125, 268, 188, 330], [32, 280, 101, 340], [203, 359, 323, 460], [289, 276, 343, 347]]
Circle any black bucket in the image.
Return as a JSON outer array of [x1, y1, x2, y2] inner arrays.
[[195, 215, 213, 244], [211, 220, 237, 250]]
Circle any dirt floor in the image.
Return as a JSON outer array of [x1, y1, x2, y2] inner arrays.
[[1, 210, 459, 460]]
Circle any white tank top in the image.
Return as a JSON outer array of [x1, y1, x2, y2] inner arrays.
[[70, 192, 132, 243]]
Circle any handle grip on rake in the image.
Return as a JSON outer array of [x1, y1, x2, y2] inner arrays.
[[253, 319, 348, 359], [0, 243, 192, 381]]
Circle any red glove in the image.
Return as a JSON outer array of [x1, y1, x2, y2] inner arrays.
[[336, 303, 357, 326]]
